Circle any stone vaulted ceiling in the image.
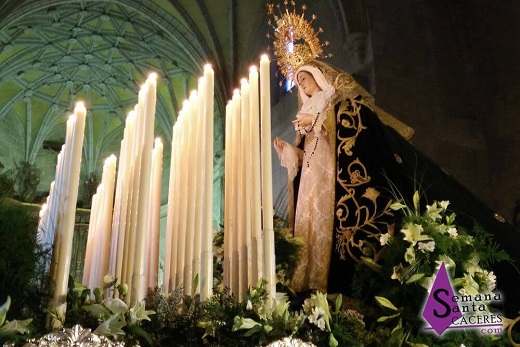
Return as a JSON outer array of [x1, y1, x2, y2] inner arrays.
[[0, 0, 269, 188]]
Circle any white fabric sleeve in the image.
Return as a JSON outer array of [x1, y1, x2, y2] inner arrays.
[[275, 141, 301, 182]]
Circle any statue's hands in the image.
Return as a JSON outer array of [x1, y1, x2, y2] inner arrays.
[[292, 113, 314, 127], [274, 137, 286, 151]]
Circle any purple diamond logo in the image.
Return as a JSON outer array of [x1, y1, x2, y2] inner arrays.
[[422, 263, 462, 335]]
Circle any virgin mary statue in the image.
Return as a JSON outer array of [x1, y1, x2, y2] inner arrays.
[[274, 58, 520, 317]]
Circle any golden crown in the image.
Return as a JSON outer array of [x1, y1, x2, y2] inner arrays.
[[267, 1, 332, 83]]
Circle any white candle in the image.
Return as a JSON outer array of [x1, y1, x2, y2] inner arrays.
[[99, 155, 116, 287], [131, 73, 158, 304], [260, 55, 276, 302], [90, 184, 105, 290], [183, 91, 199, 294], [147, 138, 163, 289], [240, 78, 253, 293], [124, 103, 144, 299], [223, 100, 233, 290], [84, 188, 100, 289], [175, 109, 188, 293], [49, 120, 74, 283], [192, 77, 206, 294], [231, 89, 242, 299], [201, 64, 214, 301], [49, 101, 86, 328], [171, 125, 183, 290], [163, 126, 177, 293], [249, 66, 263, 282], [112, 112, 135, 292]]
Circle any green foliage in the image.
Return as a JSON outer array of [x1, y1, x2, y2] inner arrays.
[[11, 159, 41, 203], [0, 169, 15, 202], [354, 192, 512, 346], [0, 195, 516, 346], [0, 297, 32, 344], [0, 198, 50, 340]]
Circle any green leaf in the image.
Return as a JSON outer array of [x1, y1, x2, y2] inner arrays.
[[376, 313, 401, 322], [125, 323, 153, 346], [0, 318, 32, 336], [243, 324, 263, 337], [360, 256, 383, 272], [406, 273, 425, 284], [82, 303, 110, 319], [335, 294, 343, 315], [375, 296, 399, 311], [0, 296, 11, 327], [192, 274, 199, 297], [390, 202, 407, 211], [232, 316, 262, 331], [413, 191, 420, 211], [329, 332, 339, 347]]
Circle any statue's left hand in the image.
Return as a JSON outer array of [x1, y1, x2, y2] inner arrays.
[[292, 113, 314, 127]]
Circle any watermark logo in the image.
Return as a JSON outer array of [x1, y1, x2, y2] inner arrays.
[[422, 263, 503, 336], [422, 263, 462, 334]]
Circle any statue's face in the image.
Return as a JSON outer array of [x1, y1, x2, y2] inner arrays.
[[297, 71, 321, 97]]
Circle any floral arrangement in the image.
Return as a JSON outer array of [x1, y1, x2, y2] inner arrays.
[[1, 191, 519, 346], [380, 191, 504, 295], [354, 191, 513, 346]]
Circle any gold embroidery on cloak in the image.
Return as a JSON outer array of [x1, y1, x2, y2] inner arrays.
[[335, 98, 394, 262]]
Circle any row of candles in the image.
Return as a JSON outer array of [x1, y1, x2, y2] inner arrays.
[[162, 65, 215, 300], [40, 55, 276, 327], [223, 55, 276, 300], [39, 102, 86, 329], [83, 73, 165, 304]]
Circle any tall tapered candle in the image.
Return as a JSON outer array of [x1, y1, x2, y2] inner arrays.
[[175, 110, 189, 292], [111, 112, 135, 288], [49, 101, 86, 328], [183, 91, 200, 294], [260, 55, 276, 301], [98, 155, 117, 287], [88, 184, 104, 290], [231, 89, 242, 298], [49, 119, 74, 285], [201, 64, 214, 301], [223, 100, 233, 290], [240, 78, 253, 293], [131, 73, 157, 304], [147, 138, 163, 289], [249, 66, 263, 283], [192, 77, 206, 294], [83, 190, 98, 287], [124, 103, 144, 299]]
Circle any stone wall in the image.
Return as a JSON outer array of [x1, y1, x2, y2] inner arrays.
[[365, 0, 520, 222]]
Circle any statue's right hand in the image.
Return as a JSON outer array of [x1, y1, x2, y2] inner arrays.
[[274, 137, 285, 151]]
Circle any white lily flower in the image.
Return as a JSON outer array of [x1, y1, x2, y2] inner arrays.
[[418, 241, 436, 253], [405, 246, 416, 263], [316, 317, 326, 331], [483, 270, 497, 291], [447, 227, 458, 238], [391, 264, 405, 282], [246, 300, 253, 311], [462, 273, 480, 296], [401, 223, 431, 246], [465, 254, 481, 276], [379, 233, 391, 246], [426, 202, 443, 220]]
